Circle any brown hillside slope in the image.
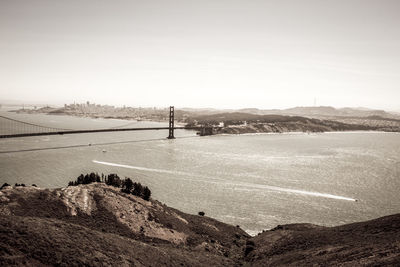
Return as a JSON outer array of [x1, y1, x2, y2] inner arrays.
[[247, 216, 400, 266], [0, 184, 248, 266], [1, 184, 400, 266], [0, 216, 236, 266]]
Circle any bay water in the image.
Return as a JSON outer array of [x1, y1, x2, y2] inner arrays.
[[1, 110, 400, 235]]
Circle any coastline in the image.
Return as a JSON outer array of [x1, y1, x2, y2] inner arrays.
[[209, 127, 399, 136], [218, 130, 399, 137]]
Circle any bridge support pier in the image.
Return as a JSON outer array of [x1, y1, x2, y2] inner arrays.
[[167, 106, 175, 139]]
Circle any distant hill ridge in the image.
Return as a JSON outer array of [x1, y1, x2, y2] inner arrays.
[[236, 106, 397, 119], [180, 106, 398, 119], [10, 103, 399, 121]]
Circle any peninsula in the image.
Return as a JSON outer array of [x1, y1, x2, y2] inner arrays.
[[186, 112, 400, 135]]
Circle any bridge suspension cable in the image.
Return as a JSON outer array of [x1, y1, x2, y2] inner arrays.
[[0, 115, 72, 130], [0, 115, 73, 136]]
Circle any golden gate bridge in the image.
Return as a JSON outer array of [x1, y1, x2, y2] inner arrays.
[[0, 106, 203, 139]]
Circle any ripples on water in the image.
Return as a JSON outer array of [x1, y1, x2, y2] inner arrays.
[[1, 111, 400, 235]]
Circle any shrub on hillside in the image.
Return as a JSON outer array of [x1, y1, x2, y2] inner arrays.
[[132, 182, 143, 197], [142, 186, 151, 201], [105, 174, 122, 187], [121, 177, 134, 193], [68, 173, 101, 186], [1, 183, 10, 189], [124, 181, 151, 201], [67, 173, 151, 201]]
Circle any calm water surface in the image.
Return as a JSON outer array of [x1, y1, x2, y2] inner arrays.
[[1, 111, 400, 235]]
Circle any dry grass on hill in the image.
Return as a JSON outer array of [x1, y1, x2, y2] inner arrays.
[[1, 184, 400, 266]]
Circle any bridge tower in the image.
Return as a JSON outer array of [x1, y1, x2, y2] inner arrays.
[[167, 106, 175, 139]]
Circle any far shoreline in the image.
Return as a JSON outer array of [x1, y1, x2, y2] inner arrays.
[[3, 108, 400, 138]]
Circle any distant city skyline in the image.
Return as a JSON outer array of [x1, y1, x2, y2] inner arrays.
[[2, 98, 399, 113], [1, 0, 400, 111]]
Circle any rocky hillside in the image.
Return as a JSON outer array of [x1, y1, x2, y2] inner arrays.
[[0, 183, 248, 266], [1, 184, 400, 266]]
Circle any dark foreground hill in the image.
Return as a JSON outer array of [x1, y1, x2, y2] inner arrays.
[[1, 184, 400, 266]]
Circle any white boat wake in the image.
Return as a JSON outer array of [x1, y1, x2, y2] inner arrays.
[[92, 160, 357, 202], [92, 160, 190, 176], [239, 182, 356, 201]]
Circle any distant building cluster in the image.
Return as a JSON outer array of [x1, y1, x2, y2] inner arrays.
[[60, 102, 171, 121]]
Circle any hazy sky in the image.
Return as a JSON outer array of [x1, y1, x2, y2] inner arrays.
[[1, 0, 399, 110]]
